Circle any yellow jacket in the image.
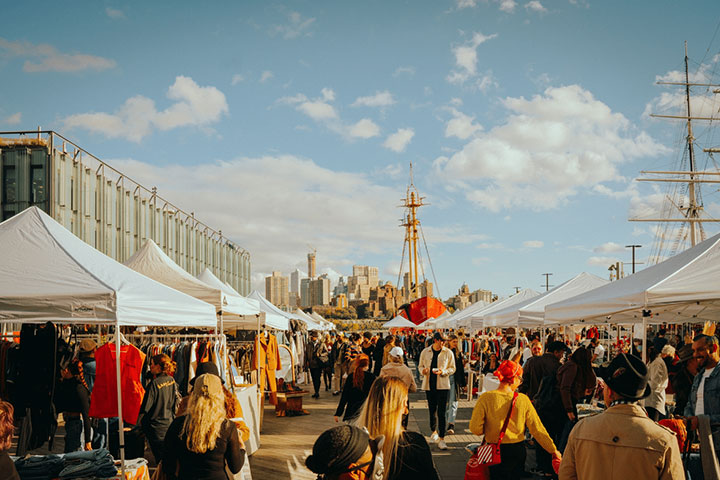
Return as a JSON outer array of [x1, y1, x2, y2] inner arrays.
[[469, 389, 556, 454]]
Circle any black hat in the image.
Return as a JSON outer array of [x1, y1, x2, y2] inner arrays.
[[190, 362, 224, 385], [305, 425, 369, 476], [546, 341, 568, 353], [599, 353, 651, 401], [677, 344, 694, 363]]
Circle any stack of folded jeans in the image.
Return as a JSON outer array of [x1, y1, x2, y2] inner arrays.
[[58, 448, 117, 479], [14, 454, 64, 480]]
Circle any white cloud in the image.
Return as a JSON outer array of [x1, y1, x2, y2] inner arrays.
[[447, 32, 498, 90], [383, 128, 415, 152], [499, 0, 517, 12], [434, 85, 668, 211], [64, 76, 228, 142], [445, 107, 483, 139], [105, 7, 125, 19], [0, 37, 116, 73], [523, 240, 544, 248], [525, 1, 547, 13], [259, 71, 274, 83], [393, 66, 415, 77], [231, 74, 244, 86], [351, 91, 396, 108], [456, 0, 479, 7], [348, 119, 380, 139], [4, 112, 21, 125], [271, 11, 316, 39], [278, 89, 381, 140], [476, 242, 504, 249], [587, 256, 621, 267], [472, 257, 491, 266], [108, 154, 475, 293], [593, 242, 625, 253]]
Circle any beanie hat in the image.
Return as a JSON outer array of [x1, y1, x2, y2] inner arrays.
[[305, 425, 369, 475], [494, 360, 523, 383]]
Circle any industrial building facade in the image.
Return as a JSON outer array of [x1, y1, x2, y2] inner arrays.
[[0, 131, 251, 295]]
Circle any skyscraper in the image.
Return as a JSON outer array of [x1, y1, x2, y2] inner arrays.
[[308, 251, 316, 279], [265, 271, 289, 308]]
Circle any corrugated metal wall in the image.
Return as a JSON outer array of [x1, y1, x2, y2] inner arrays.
[[0, 135, 251, 295]]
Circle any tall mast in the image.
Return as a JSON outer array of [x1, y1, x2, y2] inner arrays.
[[400, 162, 425, 301], [631, 42, 720, 261], [685, 41, 699, 246]]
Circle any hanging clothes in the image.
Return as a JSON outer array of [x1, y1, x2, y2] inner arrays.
[[253, 333, 281, 405], [89, 343, 145, 425]]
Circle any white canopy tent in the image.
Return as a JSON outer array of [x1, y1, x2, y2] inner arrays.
[[310, 311, 336, 330], [446, 301, 489, 329], [486, 273, 608, 328], [197, 268, 262, 317], [469, 289, 540, 330], [383, 315, 418, 329], [294, 308, 324, 330], [0, 207, 218, 474], [431, 310, 453, 329], [247, 291, 293, 331], [544, 231, 720, 326]]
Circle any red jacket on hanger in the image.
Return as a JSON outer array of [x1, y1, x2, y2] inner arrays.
[[89, 343, 146, 425]]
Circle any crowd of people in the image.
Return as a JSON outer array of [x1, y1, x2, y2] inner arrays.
[[307, 327, 717, 480]]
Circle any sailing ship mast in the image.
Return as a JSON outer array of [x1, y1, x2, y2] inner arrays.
[[631, 42, 720, 263], [399, 163, 426, 301]]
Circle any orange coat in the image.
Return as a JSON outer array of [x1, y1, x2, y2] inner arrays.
[[253, 333, 281, 403]]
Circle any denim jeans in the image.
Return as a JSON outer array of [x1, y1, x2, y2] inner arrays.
[[64, 416, 83, 453], [91, 417, 107, 449], [446, 375, 458, 425]]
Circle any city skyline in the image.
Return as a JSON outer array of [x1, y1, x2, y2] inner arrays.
[[2, 1, 720, 299]]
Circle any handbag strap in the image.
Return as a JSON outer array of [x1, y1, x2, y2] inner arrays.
[[497, 391, 518, 444]]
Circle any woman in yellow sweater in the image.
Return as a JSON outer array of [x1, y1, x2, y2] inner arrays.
[[469, 360, 561, 479]]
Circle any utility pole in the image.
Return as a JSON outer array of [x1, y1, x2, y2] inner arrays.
[[625, 244, 642, 274], [513, 286, 521, 294], [541, 273, 553, 292]]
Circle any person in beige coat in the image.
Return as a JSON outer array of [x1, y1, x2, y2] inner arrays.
[[559, 353, 684, 480], [379, 346, 417, 392], [418, 332, 455, 450]]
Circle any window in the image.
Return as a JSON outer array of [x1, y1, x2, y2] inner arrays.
[[3, 166, 16, 203], [30, 165, 46, 204]]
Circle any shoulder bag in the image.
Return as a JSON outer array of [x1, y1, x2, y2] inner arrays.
[[464, 391, 518, 480]]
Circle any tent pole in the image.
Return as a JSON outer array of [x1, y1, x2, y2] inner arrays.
[[115, 320, 126, 478], [642, 317, 647, 363]]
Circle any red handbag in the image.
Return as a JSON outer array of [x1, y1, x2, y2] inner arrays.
[[464, 392, 518, 480]]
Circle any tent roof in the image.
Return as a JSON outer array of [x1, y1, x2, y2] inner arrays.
[[545, 232, 720, 325], [294, 308, 323, 330], [247, 291, 291, 331], [0, 207, 217, 327], [383, 315, 417, 329], [471, 289, 540, 329], [487, 273, 608, 327], [196, 269, 261, 317], [124, 239, 224, 310], [445, 301, 489, 328], [310, 311, 335, 330]]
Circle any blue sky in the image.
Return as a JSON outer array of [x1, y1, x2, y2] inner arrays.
[[2, 0, 720, 299]]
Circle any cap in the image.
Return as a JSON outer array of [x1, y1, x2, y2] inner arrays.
[[79, 339, 97, 353], [190, 362, 223, 385], [389, 346, 404, 357], [676, 344, 693, 363], [192, 373, 223, 399]]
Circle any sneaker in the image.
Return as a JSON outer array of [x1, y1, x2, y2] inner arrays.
[[437, 439, 448, 450], [332, 391, 340, 396], [430, 432, 439, 443], [446, 424, 455, 435]]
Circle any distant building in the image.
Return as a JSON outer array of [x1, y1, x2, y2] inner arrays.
[[333, 276, 348, 296], [265, 271, 289, 308], [332, 293, 348, 308], [308, 252, 316, 279], [447, 284, 493, 311], [300, 278, 311, 308], [290, 269, 302, 293], [288, 291, 300, 309], [309, 274, 331, 306], [348, 265, 379, 301], [469, 288, 493, 304]]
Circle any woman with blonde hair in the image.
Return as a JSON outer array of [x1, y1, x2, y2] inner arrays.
[[356, 376, 439, 480], [163, 374, 245, 480]]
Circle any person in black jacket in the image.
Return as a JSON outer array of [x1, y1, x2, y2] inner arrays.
[[163, 374, 244, 480], [135, 354, 179, 463], [356, 376, 439, 480], [334, 354, 375, 423], [55, 359, 92, 452], [372, 335, 386, 377], [445, 334, 466, 435]]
